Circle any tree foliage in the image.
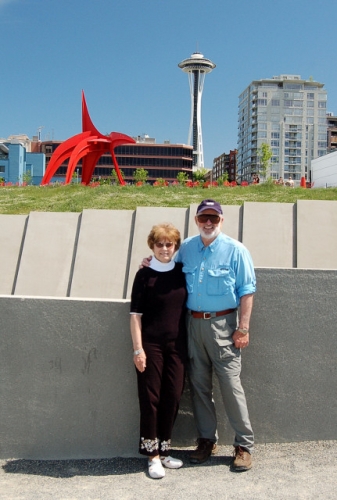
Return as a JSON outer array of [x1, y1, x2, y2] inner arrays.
[[133, 168, 148, 184], [111, 168, 125, 184], [176, 171, 189, 184], [193, 168, 208, 183], [217, 172, 229, 186], [257, 143, 273, 180]]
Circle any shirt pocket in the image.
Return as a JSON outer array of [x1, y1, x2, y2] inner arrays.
[[206, 267, 235, 296], [182, 266, 197, 293]]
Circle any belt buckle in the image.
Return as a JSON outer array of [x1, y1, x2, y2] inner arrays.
[[203, 312, 211, 319]]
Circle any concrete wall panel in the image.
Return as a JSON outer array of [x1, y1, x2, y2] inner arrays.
[[2, 199, 337, 302], [246, 269, 337, 444], [0, 268, 336, 459], [242, 202, 294, 267], [0, 297, 138, 459], [70, 209, 134, 299], [14, 212, 80, 296], [0, 214, 27, 294], [297, 200, 337, 269], [126, 207, 188, 298]]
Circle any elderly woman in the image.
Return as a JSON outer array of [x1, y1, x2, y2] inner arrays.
[[130, 223, 187, 479]]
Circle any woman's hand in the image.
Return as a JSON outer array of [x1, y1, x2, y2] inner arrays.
[[134, 351, 146, 372]]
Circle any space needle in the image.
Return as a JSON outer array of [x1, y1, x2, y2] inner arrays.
[[178, 51, 216, 170]]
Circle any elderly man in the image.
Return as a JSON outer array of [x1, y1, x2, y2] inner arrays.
[[143, 199, 256, 471], [175, 199, 256, 471]]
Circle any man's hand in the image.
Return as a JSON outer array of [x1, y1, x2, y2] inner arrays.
[[140, 256, 152, 268], [232, 330, 250, 349]]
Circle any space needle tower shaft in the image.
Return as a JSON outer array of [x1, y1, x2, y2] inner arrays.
[[178, 52, 215, 169]]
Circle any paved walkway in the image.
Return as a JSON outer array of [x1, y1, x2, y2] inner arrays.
[[1, 441, 336, 500]]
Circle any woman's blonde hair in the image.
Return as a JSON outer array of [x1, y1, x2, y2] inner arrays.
[[147, 223, 181, 251]]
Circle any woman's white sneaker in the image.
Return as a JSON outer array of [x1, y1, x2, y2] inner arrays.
[[148, 458, 165, 479], [160, 456, 183, 469]]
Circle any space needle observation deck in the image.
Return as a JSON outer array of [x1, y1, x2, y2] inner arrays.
[[178, 52, 216, 170]]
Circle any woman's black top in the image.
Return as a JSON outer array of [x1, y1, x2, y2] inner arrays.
[[130, 263, 187, 343]]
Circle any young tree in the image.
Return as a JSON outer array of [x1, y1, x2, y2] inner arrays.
[[217, 172, 229, 186], [176, 171, 189, 184], [22, 170, 32, 185], [257, 143, 273, 180], [193, 167, 208, 183], [111, 168, 125, 184], [133, 168, 149, 184]]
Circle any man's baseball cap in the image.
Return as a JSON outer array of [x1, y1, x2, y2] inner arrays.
[[196, 199, 223, 215]]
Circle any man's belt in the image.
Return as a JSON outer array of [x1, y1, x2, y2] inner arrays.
[[190, 308, 236, 319]]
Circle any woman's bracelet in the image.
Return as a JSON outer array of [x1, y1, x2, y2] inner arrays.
[[133, 348, 144, 356]]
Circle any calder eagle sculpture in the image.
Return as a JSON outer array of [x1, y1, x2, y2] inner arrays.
[[41, 92, 135, 186]]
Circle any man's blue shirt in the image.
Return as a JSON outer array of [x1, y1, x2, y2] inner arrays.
[[175, 232, 256, 312]]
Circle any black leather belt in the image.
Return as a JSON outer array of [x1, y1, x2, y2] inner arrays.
[[190, 308, 236, 319]]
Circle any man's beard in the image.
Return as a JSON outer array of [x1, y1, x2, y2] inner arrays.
[[199, 226, 221, 240]]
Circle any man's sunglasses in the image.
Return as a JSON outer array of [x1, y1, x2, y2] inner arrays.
[[155, 242, 174, 248], [197, 214, 221, 224]]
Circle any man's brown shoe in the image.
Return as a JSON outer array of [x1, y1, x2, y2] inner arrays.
[[231, 445, 252, 472], [190, 438, 217, 464]]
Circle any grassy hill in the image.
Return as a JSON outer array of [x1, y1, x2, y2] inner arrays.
[[0, 183, 337, 215]]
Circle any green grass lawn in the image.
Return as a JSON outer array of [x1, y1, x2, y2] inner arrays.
[[0, 183, 337, 215]]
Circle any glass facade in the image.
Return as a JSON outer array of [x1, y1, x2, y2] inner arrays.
[[40, 142, 193, 183]]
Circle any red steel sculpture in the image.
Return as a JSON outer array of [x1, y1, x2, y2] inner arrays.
[[41, 91, 135, 185]]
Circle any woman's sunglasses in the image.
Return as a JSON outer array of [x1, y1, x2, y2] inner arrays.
[[155, 242, 174, 248], [196, 214, 221, 224]]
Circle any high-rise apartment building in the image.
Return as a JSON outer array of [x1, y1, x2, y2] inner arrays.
[[237, 75, 327, 184], [327, 113, 337, 153], [212, 150, 237, 182]]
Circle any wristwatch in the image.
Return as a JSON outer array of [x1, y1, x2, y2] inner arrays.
[[237, 328, 249, 335], [133, 348, 144, 355]]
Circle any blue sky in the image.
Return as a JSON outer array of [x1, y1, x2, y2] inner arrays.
[[1, 0, 337, 167]]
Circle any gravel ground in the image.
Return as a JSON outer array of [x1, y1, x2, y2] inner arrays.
[[1, 441, 336, 500]]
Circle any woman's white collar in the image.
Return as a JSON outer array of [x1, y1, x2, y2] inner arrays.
[[150, 256, 175, 272]]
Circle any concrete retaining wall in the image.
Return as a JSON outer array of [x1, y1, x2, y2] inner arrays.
[[1, 268, 336, 459], [1, 202, 337, 459], [1, 201, 337, 299]]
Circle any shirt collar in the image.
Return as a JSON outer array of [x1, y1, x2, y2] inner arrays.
[[150, 256, 175, 272], [197, 232, 223, 252]]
